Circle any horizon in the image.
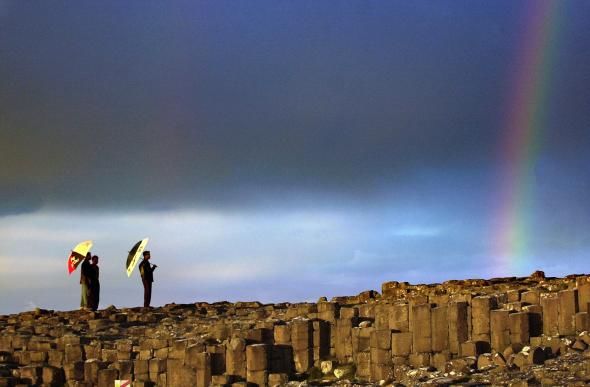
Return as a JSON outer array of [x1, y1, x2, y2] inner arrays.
[[1, 1, 589, 314]]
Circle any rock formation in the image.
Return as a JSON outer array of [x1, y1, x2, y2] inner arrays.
[[2, 271, 590, 386]]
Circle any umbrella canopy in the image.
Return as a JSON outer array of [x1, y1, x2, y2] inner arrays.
[[126, 238, 149, 277], [67, 240, 93, 275]]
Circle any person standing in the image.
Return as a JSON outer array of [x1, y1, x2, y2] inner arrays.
[[139, 251, 157, 307], [88, 255, 100, 311], [80, 253, 92, 309]]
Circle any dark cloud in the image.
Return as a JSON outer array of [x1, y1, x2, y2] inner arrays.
[[0, 183, 43, 216], [0, 1, 589, 213]]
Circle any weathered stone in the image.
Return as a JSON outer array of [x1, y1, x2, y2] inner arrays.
[[140, 338, 168, 351], [195, 352, 212, 387], [352, 326, 373, 355], [572, 338, 587, 351], [578, 282, 590, 313], [63, 361, 85, 381], [334, 318, 354, 363], [432, 351, 451, 371], [509, 312, 530, 345], [246, 344, 268, 372], [317, 302, 340, 323], [522, 290, 540, 305], [291, 319, 313, 351], [370, 347, 391, 366], [339, 307, 359, 320], [373, 304, 391, 330], [207, 344, 226, 375], [47, 349, 64, 366], [477, 353, 495, 369], [166, 358, 196, 386], [575, 312, 589, 333], [524, 304, 543, 337], [390, 304, 409, 332], [370, 329, 392, 350], [65, 344, 85, 363], [448, 301, 468, 355], [355, 351, 370, 379], [29, 350, 48, 363], [42, 365, 65, 386], [412, 304, 431, 353], [293, 348, 312, 373], [431, 305, 448, 352], [461, 341, 491, 357], [408, 352, 430, 368], [491, 309, 510, 351], [270, 344, 292, 374], [111, 360, 133, 380], [18, 366, 42, 385], [268, 372, 288, 387], [273, 325, 290, 344], [83, 359, 107, 384], [558, 289, 578, 336], [528, 346, 546, 365], [97, 368, 118, 387], [226, 337, 246, 378], [88, 319, 110, 331], [472, 296, 493, 342], [134, 359, 149, 376], [2, 274, 590, 386], [370, 362, 393, 382], [246, 369, 267, 386], [312, 319, 330, 361], [148, 358, 166, 380], [541, 295, 559, 336]]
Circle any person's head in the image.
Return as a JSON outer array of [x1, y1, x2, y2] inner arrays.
[[143, 251, 151, 260], [85, 252, 91, 261], [91, 255, 99, 265]]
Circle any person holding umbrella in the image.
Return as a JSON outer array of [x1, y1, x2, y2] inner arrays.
[[138, 251, 157, 307], [80, 253, 92, 309], [88, 255, 100, 311]]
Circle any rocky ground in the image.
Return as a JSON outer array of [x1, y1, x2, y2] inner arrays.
[[2, 272, 590, 386]]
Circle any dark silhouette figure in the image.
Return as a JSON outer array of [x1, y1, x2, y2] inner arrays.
[[139, 251, 157, 307], [88, 255, 100, 311], [80, 253, 92, 309]]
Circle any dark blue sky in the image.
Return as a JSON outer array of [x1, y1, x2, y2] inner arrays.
[[0, 1, 589, 313]]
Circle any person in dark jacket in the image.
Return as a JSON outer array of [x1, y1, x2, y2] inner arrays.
[[80, 253, 92, 309], [88, 255, 100, 311], [139, 251, 157, 308]]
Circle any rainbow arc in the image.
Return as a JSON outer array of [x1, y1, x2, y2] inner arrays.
[[493, 1, 564, 275]]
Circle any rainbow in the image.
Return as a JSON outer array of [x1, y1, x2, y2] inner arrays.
[[493, 1, 564, 275]]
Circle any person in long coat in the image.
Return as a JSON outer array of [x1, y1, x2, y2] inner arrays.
[[139, 251, 157, 307], [88, 255, 100, 311], [80, 253, 92, 309]]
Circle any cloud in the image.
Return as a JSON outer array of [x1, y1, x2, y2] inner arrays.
[[0, 1, 587, 214], [388, 226, 442, 238], [0, 225, 83, 242], [0, 256, 63, 275], [0, 184, 43, 217], [174, 261, 278, 282], [1, 2, 589, 312]]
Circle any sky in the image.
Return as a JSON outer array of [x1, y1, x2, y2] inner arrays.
[[1, 1, 589, 314]]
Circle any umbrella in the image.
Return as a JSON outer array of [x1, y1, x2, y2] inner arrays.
[[67, 240, 93, 275], [126, 238, 149, 277]]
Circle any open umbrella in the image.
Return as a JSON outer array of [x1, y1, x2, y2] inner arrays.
[[126, 238, 149, 277], [67, 240, 93, 275]]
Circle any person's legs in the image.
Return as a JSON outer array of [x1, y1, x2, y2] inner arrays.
[[94, 284, 100, 311], [143, 280, 152, 307], [88, 286, 94, 311], [80, 283, 88, 308]]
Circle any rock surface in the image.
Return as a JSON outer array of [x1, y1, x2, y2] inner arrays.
[[1, 272, 590, 386]]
